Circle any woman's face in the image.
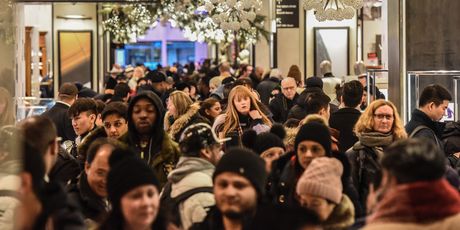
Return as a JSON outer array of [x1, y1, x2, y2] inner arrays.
[[166, 98, 177, 118], [209, 83, 218, 93], [206, 102, 222, 119], [233, 95, 251, 115], [260, 147, 285, 173], [372, 105, 394, 134], [298, 194, 336, 221], [296, 140, 326, 169], [121, 185, 160, 229], [190, 85, 197, 97]]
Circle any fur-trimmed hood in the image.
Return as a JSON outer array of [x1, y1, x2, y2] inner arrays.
[[165, 102, 209, 141], [77, 126, 107, 161], [323, 194, 355, 230]]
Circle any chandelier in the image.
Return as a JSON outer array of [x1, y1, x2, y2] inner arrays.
[[304, 0, 364, 21]]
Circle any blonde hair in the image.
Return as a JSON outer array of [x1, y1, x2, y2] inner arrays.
[[169, 90, 193, 118], [209, 77, 222, 88], [133, 67, 145, 78], [221, 85, 272, 136], [354, 99, 407, 140], [300, 114, 328, 126]]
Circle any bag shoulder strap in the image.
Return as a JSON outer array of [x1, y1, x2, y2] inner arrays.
[[0, 190, 19, 199], [172, 186, 214, 205], [410, 125, 441, 147]]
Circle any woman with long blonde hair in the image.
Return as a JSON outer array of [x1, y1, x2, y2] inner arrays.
[[346, 99, 407, 215], [213, 85, 272, 148], [165, 90, 209, 141]]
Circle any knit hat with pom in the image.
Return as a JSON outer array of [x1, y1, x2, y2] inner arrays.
[[242, 124, 286, 155]]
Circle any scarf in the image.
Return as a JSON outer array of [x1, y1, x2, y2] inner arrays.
[[357, 132, 394, 159], [368, 179, 460, 224]]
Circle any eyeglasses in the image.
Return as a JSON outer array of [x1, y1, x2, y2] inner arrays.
[[103, 120, 125, 129], [373, 114, 394, 120]]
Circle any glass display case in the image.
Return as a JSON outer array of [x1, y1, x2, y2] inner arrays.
[[17, 97, 55, 122]]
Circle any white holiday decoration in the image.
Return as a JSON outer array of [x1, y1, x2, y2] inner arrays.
[[303, 0, 363, 21], [201, 0, 264, 44]]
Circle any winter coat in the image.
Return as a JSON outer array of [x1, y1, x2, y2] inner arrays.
[[165, 103, 210, 142], [42, 101, 76, 142], [77, 126, 107, 164], [333, 151, 364, 218], [405, 109, 446, 153], [120, 92, 182, 189], [166, 157, 215, 230], [35, 181, 86, 229], [329, 107, 362, 153], [287, 87, 323, 120], [213, 113, 270, 149], [346, 132, 394, 215], [269, 92, 299, 124], [268, 151, 303, 208], [323, 194, 355, 230], [364, 179, 460, 230], [190, 203, 293, 230], [257, 77, 281, 106], [0, 161, 20, 230], [67, 172, 109, 223]]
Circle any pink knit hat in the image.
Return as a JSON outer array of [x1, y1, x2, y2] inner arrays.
[[296, 157, 343, 204]]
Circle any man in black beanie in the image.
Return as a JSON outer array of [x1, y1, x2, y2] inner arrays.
[[190, 147, 268, 230]]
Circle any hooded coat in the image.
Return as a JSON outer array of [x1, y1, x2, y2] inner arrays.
[[119, 92, 181, 188], [166, 157, 215, 230], [164, 103, 210, 142]]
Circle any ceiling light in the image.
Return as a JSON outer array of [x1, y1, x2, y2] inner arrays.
[[57, 15, 92, 20]]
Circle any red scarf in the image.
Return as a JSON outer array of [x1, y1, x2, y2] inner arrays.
[[368, 179, 460, 224]]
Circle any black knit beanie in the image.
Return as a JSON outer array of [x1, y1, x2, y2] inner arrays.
[[106, 148, 159, 205], [295, 122, 332, 156], [213, 147, 267, 195], [254, 132, 285, 155]]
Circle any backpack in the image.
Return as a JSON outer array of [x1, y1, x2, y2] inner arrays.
[[160, 181, 213, 228], [409, 125, 442, 148]]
